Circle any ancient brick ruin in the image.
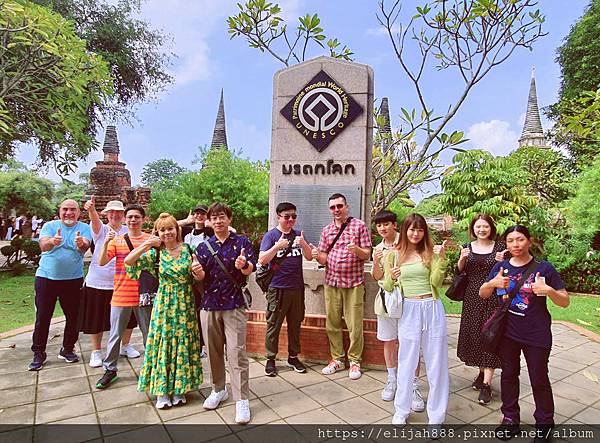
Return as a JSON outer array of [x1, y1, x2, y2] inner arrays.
[[84, 126, 151, 218]]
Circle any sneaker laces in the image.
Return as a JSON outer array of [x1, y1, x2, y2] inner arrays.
[[350, 363, 360, 373], [413, 386, 424, 402], [238, 400, 250, 414], [328, 360, 340, 370]]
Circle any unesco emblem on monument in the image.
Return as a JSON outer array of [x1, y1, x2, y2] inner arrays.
[[281, 70, 363, 152]]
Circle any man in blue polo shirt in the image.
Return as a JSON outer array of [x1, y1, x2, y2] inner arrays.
[[29, 199, 92, 371], [193, 202, 256, 425]]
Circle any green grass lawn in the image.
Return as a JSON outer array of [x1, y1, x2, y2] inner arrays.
[[0, 270, 63, 334], [440, 287, 600, 336]]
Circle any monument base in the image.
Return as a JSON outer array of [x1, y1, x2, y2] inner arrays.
[[246, 261, 386, 369]]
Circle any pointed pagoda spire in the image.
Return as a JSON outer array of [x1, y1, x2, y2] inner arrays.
[[210, 89, 229, 150], [379, 97, 392, 153], [102, 125, 120, 161], [518, 67, 548, 148]]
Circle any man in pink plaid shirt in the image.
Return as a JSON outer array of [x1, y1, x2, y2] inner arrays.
[[311, 193, 372, 380]]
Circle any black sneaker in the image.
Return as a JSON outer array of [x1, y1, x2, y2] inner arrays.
[[96, 370, 118, 389], [479, 382, 492, 405], [495, 417, 520, 441], [28, 352, 47, 371], [265, 359, 277, 377], [58, 348, 79, 363], [472, 372, 484, 390], [286, 356, 307, 373]]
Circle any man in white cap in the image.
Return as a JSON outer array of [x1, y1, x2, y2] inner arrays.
[[80, 197, 140, 368], [29, 199, 92, 370]]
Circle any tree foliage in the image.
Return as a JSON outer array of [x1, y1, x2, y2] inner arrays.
[[32, 0, 173, 120], [0, 0, 114, 174], [0, 169, 55, 218], [439, 150, 547, 238], [149, 149, 269, 240], [227, 0, 353, 66], [52, 173, 89, 207], [549, 0, 600, 167], [140, 158, 187, 189]]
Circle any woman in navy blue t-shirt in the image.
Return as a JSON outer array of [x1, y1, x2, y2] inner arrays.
[[479, 225, 569, 441]]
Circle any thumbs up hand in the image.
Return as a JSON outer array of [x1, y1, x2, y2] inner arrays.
[[104, 228, 117, 244], [433, 240, 449, 259], [373, 248, 384, 264], [74, 230, 85, 249], [495, 249, 509, 262], [309, 243, 318, 260], [84, 195, 96, 212], [275, 232, 289, 250], [53, 228, 63, 246], [492, 267, 510, 290], [191, 253, 203, 277], [347, 237, 358, 255], [532, 272, 549, 296], [235, 247, 248, 270], [294, 230, 306, 247]]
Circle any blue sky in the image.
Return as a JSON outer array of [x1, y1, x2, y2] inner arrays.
[[18, 0, 589, 199]]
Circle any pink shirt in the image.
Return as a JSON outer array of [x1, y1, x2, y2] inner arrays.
[[318, 217, 372, 288]]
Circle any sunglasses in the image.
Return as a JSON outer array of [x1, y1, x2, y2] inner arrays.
[[279, 214, 297, 220], [329, 204, 345, 211]]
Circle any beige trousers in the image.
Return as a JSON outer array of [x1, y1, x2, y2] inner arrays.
[[324, 284, 365, 364], [200, 308, 249, 401]]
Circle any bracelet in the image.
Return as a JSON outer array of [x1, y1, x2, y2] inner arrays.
[[241, 261, 250, 270]]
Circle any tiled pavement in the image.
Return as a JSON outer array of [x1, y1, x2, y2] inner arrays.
[[0, 317, 599, 441]]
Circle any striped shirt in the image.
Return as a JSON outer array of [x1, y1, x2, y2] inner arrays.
[[106, 233, 150, 306]]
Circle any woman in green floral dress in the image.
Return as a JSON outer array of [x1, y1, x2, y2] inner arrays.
[[124, 213, 203, 409]]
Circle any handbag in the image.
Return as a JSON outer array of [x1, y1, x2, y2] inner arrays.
[[255, 238, 294, 293], [204, 239, 253, 309], [481, 259, 539, 355], [445, 244, 471, 302], [382, 253, 404, 319], [124, 234, 160, 307]]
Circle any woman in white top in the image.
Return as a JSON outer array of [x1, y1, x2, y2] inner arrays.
[[79, 198, 139, 367]]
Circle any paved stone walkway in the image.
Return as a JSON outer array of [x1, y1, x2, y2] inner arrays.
[[0, 317, 599, 441]]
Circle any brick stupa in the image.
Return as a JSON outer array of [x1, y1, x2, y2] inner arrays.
[[85, 125, 151, 216]]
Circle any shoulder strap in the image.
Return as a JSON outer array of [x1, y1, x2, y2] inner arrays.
[[123, 233, 134, 251], [326, 217, 353, 253], [507, 259, 539, 299], [204, 239, 243, 290]]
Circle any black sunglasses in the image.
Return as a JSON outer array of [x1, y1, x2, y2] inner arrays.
[[329, 204, 345, 211], [279, 214, 297, 220]]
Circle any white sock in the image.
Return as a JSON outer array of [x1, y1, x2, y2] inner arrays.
[[387, 367, 397, 380]]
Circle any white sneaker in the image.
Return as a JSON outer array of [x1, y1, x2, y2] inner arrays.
[[411, 385, 425, 412], [203, 388, 229, 410], [235, 399, 251, 424], [392, 413, 406, 426], [172, 394, 186, 406], [120, 344, 141, 358], [156, 395, 171, 409], [381, 378, 396, 401], [348, 362, 362, 380], [200, 346, 207, 358], [322, 359, 345, 375], [89, 350, 103, 368]]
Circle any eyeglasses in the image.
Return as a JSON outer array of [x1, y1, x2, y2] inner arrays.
[[329, 204, 345, 211], [279, 214, 297, 220]]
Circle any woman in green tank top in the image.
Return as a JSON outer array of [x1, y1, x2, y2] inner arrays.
[[382, 213, 449, 426]]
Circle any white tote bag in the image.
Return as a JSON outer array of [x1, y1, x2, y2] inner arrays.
[[383, 253, 404, 318]]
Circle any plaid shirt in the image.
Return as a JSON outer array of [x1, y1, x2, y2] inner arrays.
[[318, 217, 372, 288]]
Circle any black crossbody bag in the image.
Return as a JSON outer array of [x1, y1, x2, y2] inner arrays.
[[481, 259, 539, 355], [124, 234, 160, 307], [255, 239, 294, 293], [445, 243, 472, 302], [204, 239, 252, 309]]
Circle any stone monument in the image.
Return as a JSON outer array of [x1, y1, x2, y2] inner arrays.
[[246, 57, 385, 366], [85, 125, 151, 217]]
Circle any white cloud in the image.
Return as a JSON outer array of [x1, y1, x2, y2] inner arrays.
[[466, 119, 518, 156], [365, 24, 400, 37], [517, 112, 526, 128]]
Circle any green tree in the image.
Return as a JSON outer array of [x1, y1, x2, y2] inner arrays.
[[549, 0, 600, 167], [0, 0, 114, 174], [439, 150, 547, 238], [415, 194, 445, 217], [150, 149, 269, 239], [227, 0, 353, 66], [140, 158, 187, 189], [53, 173, 89, 207], [0, 170, 55, 218]]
